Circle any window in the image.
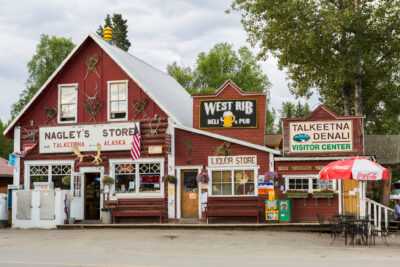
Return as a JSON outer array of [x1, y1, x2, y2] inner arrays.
[[108, 81, 128, 120], [58, 84, 77, 122], [27, 163, 73, 190], [110, 160, 163, 196], [29, 165, 49, 189], [284, 175, 336, 193], [211, 170, 255, 196], [139, 163, 161, 193], [115, 164, 136, 193]]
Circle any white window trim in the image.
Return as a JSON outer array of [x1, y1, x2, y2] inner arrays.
[[58, 83, 78, 124], [109, 158, 165, 198], [207, 166, 259, 197], [107, 80, 129, 121], [24, 160, 75, 190], [283, 174, 337, 194]]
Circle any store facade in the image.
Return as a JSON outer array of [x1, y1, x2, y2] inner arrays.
[[5, 31, 367, 227]]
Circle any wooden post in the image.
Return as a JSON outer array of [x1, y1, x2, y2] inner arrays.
[[380, 166, 392, 207]]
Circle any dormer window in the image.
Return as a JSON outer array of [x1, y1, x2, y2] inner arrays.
[[58, 84, 78, 123], [108, 80, 128, 121]]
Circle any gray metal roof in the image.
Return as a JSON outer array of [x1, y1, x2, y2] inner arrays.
[[90, 33, 193, 127]]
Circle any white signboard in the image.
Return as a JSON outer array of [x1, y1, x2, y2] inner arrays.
[[289, 120, 353, 153], [208, 155, 257, 167], [39, 122, 139, 153]]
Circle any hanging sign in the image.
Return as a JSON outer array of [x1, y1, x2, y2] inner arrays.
[[199, 99, 257, 129], [39, 122, 139, 153], [289, 120, 353, 153]]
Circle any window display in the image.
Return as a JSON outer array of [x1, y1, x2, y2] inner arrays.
[[211, 170, 255, 196]]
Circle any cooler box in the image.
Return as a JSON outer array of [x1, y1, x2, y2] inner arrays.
[[278, 199, 291, 222]]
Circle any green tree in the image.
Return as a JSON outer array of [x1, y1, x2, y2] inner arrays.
[[11, 34, 75, 118], [167, 43, 271, 94], [276, 101, 311, 133], [230, 0, 400, 133], [97, 14, 131, 52], [265, 106, 277, 134], [0, 120, 13, 159]]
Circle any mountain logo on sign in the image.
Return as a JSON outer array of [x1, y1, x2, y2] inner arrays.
[[293, 133, 310, 143]]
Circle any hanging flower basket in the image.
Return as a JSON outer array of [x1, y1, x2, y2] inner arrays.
[[264, 171, 278, 183], [196, 172, 209, 184], [102, 176, 115, 186], [62, 175, 71, 186], [162, 175, 177, 184]]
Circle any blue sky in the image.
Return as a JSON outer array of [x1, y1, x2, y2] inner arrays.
[[0, 0, 319, 123]]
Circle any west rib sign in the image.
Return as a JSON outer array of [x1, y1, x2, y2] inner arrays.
[[199, 99, 257, 129], [289, 120, 353, 153]]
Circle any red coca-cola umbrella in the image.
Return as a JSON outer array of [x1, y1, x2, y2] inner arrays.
[[319, 157, 388, 180]]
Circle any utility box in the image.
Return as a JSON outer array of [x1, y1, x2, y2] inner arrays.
[[265, 199, 279, 222], [278, 199, 291, 222]]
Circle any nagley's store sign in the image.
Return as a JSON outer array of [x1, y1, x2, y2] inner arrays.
[[39, 122, 139, 153], [289, 120, 353, 153], [199, 99, 257, 129]]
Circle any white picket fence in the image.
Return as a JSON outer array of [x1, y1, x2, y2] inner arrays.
[[360, 198, 394, 232]]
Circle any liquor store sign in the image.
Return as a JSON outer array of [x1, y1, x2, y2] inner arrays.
[[39, 122, 139, 153], [208, 155, 257, 167], [199, 99, 257, 129], [289, 120, 353, 153]]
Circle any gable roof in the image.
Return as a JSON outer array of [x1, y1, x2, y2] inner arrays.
[[175, 124, 281, 155], [281, 104, 365, 121], [5, 32, 192, 136], [192, 79, 266, 98]]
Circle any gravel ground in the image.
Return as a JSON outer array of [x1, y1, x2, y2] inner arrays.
[[0, 228, 399, 267]]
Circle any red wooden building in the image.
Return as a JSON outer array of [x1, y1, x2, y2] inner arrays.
[[4, 31, 365, 226]]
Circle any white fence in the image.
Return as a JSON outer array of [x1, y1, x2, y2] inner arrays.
[[360, 198, 394, 232]]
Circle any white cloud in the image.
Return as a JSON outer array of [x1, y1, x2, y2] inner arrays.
[[0, 0, 319, 123]]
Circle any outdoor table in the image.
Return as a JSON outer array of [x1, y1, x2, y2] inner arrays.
[[331, 214, 371, 246]]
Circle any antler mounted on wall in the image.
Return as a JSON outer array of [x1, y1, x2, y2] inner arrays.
[[88, 143, 102, 165], [214, 142, 233, 156], [72, 142, 102, 165], [72, 142, 90, 163]]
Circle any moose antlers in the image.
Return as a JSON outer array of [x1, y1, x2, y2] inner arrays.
[[72, 142, 102, 165]]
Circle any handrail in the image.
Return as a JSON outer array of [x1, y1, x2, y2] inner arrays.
[[362, 198, 394, 212], [361, 197, 394, 234]]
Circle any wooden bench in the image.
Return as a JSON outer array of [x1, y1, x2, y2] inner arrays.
[[205, 196, 261, 223], [112, 198, 166, 223]]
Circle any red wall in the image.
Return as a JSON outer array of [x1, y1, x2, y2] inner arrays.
[[15, 38, 166, 131], [192, 82, 266, 146], [175, 128, 270, 174], [274, 160, 339, 222]]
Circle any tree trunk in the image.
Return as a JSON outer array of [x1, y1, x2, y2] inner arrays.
[[354, 59, 363, 115], [380, 166, 392, 207], [342, 86, 351, 116]]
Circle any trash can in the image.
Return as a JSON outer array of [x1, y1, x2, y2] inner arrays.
[[0, 194, 8, 227], [101, 208, 113, 224]]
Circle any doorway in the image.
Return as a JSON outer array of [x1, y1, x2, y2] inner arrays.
[[84, 172, 101, 220], [181, 170, 199, 218], [342, 179, 358, 215]]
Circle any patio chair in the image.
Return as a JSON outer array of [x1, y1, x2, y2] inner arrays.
[[328, 217, 342, 246], [370, 226, 390, 247], [316, 213, 331, 235]]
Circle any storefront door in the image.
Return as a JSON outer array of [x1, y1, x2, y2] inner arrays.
[[84, 172, 101, 220], [342, 179, 358, 215], [181, 170, 199, 218]]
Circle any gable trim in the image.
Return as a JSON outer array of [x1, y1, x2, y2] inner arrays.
[[192, 79, 266, 98], [175, 124, 281, 155]]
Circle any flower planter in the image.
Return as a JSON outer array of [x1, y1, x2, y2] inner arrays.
[[312, 193, 334, 206]]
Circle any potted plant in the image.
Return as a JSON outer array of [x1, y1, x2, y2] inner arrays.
[[264, 171, 278, 183], [312, 188, 334, 206], [162, 175, 177, 184], [62, 175, 71, 186], [102, 176, 115, 186], [196, 172, 209, 183]]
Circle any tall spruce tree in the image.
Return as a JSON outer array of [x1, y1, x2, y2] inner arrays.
[[97, 14, 131, 52]]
